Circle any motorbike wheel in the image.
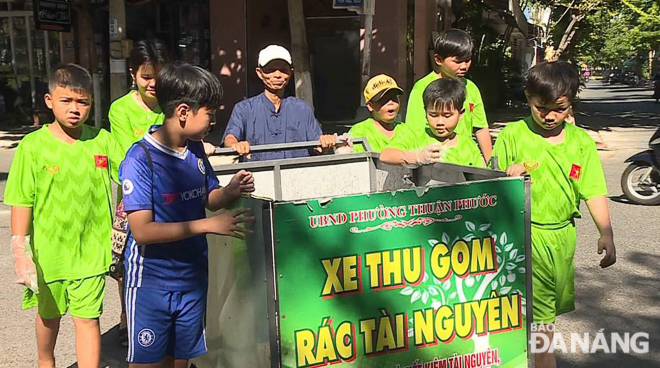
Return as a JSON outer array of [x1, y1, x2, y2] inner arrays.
[[621, 163, 660, 205]]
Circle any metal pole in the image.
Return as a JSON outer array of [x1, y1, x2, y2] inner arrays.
[[44, 30, 51, 80], [93, 74, 102, 127], [59, 32, 64, 63], [25, 16, 36, 112], [360, 0, 375, 106]]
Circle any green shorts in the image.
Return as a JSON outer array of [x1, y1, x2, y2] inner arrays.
[[22, 274, 106, 319], [531, 223, 577, 324]]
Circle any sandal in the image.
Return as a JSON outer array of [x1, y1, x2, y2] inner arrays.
[[118, 327, 129, 347]]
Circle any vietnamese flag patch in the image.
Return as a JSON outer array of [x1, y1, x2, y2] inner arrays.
[[469, 102, 475, 113], [95, 155, 108, 168], [569, 164, 581, 180]]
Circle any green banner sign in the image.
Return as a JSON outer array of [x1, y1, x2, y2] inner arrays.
[[273, 178, 531, 368]]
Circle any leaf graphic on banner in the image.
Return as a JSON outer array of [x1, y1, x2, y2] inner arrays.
[[480, 223, 491, 231], [466, 221, 476, 232], [411, 291, 421, 303], [506, 263, 517, 271], [508, 273, 516, 283], [465, 277, 475, 287], [442, 233, 450, 244], [428, 239, 439, 247], [400, 286, 414, 296], [464, 234, 475, 241], [505, 243, 514, 252], [449, 292, 457, 299], [501, 286, 512, 294], [443, 281, 452, 290], [499, 275, 506, 285], [516, 255, 525, 263], [497, 256, 502, 264], [491, 280, 498, 289], [422, 291, 429, 304], [429, 287, 439, 296], [510, 249, 519, 260], [518, 267, 526, 274], [500, 232, 508, 245], [496, 246, 501, 253]]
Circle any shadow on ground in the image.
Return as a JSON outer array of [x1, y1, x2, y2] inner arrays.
[[555, 250, 660, 367]]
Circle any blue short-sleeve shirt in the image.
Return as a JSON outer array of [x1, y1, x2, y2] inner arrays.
[[223, 93, 322, 161], [120, 127, 220, 291]]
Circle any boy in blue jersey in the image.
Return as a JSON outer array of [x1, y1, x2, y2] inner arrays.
[[119, 62, 255, 368]]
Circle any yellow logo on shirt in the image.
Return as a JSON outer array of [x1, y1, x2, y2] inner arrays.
[[523, 161, 539, 172], [45, 165, 60, 174], [133, 128, 145, 137]]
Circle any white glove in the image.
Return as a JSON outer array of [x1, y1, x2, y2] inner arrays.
[[11, 235, 38, 293], [415, 143, 444, 165], [333, 133, 354, 155]]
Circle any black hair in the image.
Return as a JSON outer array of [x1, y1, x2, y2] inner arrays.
[[156, 62, 223, 117], [525, 61, 579, 103], [422, 78, 466, 112], [129, 39, 170, 74], [433, 29, 474, 61], [48, 63, 92, 95]]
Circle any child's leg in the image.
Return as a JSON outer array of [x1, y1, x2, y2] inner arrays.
[[67, 275, 106, 368], [72, 317, 101, 368], [534, 328, 557, 368], [161, 355, 189, 368], [35, 314, 60, 368], [169, 288, 208, 364]]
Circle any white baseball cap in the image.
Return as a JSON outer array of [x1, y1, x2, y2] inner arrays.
[[258, 45, 293, 67]]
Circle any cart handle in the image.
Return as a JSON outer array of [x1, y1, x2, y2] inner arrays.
[[213, 137, 372, 155]]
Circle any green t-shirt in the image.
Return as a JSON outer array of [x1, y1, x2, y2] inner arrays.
[[109, 91, 164, 156], [348, 118, 405, 153], [4, 125, 123, 282], [493, 118, 607, 226], [388, 124, 485, 168], [404, 72, 488, 139]]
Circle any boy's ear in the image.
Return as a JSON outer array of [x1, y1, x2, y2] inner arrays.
[[366, 102, 374, 112], [458, 107, 466, 119], [175, 103, 190, 123], [434, 54, 443, 67], [44, 93, 53, 109]]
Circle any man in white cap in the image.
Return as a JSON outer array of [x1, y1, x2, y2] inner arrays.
[[223, 44, 336, 161]]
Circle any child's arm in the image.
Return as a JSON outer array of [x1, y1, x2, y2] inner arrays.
[[128, 208, 253, 244], [380, 144, 443, 166], [585, 196, 616, 268], [206, 170, 255, 212], [10, 206, 38, 292], [474, 127, 493, 163]]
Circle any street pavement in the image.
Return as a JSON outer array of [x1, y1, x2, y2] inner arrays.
[[0, 81, 658, 367]]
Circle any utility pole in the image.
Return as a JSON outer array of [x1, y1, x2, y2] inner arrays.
[[287, 0, 314, 107]]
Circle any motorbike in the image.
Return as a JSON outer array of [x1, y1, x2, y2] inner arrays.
[[621, 128, 660, 205]]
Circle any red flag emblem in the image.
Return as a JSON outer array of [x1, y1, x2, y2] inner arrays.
[[95, 155, 108, 168], [469, 103, 475, 113], [569, 164, 581, 180]]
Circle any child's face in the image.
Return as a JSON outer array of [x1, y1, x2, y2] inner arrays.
[[132, 63, 160, 101], [44, 86, 91, 129], [435, 56, 471, 78], [367, 90, 400, 124], [527, 94, 572, 131], [426, 103, 463, 139], [184, 106, 217, 141]]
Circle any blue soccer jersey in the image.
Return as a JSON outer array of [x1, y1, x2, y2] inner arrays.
[[120, 129, 220, 291]]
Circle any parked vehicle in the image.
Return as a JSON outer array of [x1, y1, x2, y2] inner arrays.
[[621, 128, 660, 205]]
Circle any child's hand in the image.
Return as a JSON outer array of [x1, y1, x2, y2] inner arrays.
[[597, 235, 616, 268], [231, 141, 251, 156], [416, 143, 444, 165], [11, 235, 38, 293], [315, 134, 337, 153], [203, 142, 216, 156], [207, 209, 255, 240], [334, 133, 354, 155], [227, 170, 255, 197], [506, 164, 528, 177]]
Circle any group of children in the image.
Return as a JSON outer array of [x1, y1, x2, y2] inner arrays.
[[6, 28, 616, 368]]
